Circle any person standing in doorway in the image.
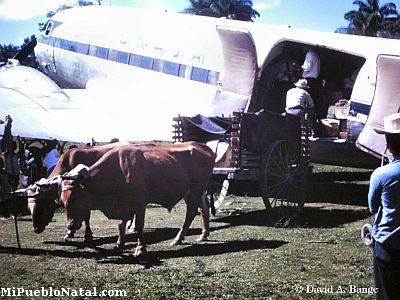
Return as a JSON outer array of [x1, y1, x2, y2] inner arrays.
[[368, 112, 400, 299], [302, 49, 321, 117]]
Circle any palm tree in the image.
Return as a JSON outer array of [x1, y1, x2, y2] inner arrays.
[[182, 0, 260, 22], [344, 0, 398, 37]]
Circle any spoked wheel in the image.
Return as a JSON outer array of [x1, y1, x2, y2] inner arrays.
[[260, 140, 308, 226]]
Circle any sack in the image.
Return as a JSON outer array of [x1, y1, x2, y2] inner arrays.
[[334, 99, 350, 119]]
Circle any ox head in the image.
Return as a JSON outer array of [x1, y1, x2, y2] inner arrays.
[[16, 175, 62, 233], [59, 164, 91, 232], [17, 164, 91, 234]]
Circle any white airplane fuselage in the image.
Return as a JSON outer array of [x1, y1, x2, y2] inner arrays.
[[31, 5, 400, 166]]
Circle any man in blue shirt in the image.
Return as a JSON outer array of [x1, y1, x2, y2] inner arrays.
[[368, 112, 400, 299]]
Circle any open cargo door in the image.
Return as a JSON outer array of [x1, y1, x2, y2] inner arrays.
[[210, 26, 257, 116], [357, 55, 400, 159]]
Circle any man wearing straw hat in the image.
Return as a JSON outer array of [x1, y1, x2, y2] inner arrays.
[[285, 78, 315, 120], [369, 112, 400, 299]]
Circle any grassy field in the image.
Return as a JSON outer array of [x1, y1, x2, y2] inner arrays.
[[0, 164, 376, 299]]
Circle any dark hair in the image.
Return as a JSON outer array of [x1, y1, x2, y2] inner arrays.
[[386, 133, 400, 156]]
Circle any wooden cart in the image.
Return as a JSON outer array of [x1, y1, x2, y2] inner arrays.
[[173, 110, 310, 226]]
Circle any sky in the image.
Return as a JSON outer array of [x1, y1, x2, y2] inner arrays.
[[0, 0, 399, 45]]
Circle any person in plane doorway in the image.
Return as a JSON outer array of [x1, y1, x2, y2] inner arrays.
[[368, 112, 400, 300], [301, 49, 321, 118]]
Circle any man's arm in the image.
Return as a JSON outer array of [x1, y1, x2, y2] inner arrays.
[[368, 171, 382, 214]]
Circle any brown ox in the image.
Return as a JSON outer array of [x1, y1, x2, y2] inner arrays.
[[24, 142, 128, 239], [59, 142, 214, 256]]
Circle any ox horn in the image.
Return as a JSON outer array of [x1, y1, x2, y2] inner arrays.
[[61, 164, 91, 181], [13, 188, 28, 196]]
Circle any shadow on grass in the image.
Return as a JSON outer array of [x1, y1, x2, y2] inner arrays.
[[310, 171, 372, 182], [296, 206, 370, 228], [212, 206, 370, 229], [100, 239, 288, 265], [0, 238, 287, 267], [307, 171, 371, 206]]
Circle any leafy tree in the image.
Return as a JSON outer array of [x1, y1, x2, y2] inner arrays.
[[0, 35, 37, 67], [0, 44, 19, 63], [344, 0, 398, 37], [182, 0, 260, 22]]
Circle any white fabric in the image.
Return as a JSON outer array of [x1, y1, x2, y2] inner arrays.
[[285, 87, 314, 112], [42, 148, 59, 169], [302, 50, 320, 79]]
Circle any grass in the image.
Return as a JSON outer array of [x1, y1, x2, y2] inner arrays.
[[0, 164, 375, 299]]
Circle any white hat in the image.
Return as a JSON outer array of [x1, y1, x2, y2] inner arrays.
[[294, 78, 310, 89], [375, 112, 400, 134]]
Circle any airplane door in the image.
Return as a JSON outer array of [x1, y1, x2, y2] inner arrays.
[[210, 26, 258, 116], [356, 55, 400, 159]]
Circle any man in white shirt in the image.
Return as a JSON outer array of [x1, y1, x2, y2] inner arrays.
[[302, 49, 321, 117], [302, 49, 320, 79], [285, 79, 314, 119]]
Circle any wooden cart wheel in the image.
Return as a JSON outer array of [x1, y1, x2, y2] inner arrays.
[[260, 140, 308, 226]]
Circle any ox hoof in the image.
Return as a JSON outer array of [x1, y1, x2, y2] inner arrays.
[[64, 231, 75, 241], [133, 248, 146, 258], [114, 242, 125, 251], [196, 235, 208, 243], [170, 239, 183, 246]]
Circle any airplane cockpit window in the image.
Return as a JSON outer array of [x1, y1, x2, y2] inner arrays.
[[45, 21, 54, 36]]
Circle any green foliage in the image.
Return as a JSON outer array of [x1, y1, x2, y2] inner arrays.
[[182, 0, 260, 22], [0, 43, 19, 62], [0, 35, 37, 67], [343, 0, 399, 38]]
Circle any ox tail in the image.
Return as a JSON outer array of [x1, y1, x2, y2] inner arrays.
[[208, 190, 216, 216]]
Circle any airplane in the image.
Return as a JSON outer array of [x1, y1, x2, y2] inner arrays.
[[1, 4, 400, 171]]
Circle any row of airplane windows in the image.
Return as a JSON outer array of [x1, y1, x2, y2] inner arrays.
[[39, 36, 220, 85]]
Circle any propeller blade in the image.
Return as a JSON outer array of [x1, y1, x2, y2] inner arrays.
[[13, 38, 37, 61]]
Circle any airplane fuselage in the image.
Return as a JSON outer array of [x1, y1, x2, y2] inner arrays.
[[32, 5, 400, 167]]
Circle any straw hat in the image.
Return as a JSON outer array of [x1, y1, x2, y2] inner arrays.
[[294, 78, 310, 89], [374, 113, 400, 134]]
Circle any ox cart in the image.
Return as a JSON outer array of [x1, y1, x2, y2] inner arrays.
[[173, 110, 311, 226]]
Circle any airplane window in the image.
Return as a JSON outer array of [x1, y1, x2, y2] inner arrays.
[[178, 65, 187, 78], [117, 51, 129, 64], [152, 59, 163, 72], [138, 56, 154, 69], [96, 47, 108, 59], [45, 22, 53, 36], [207, 71, 220, 85], [76, 42, 89, 55], [60, 39, 76, 52], [108, 49, 119, 61], [191, 67, 209, 83], [128, 54, 140, 66], [163, 61, 180, 76], [88, 45, 97, 56]]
